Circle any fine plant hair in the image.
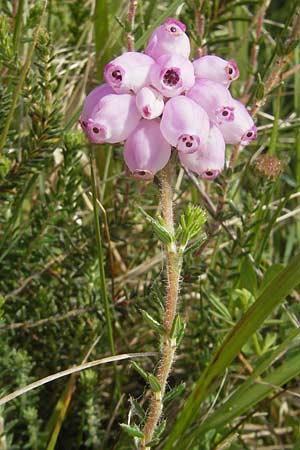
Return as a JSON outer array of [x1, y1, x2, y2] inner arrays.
[[0, 1, 300, 450]]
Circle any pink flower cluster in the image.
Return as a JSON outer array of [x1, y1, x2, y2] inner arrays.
[[80, 18, 257, 181]]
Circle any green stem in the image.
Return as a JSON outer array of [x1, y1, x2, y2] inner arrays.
[[90, 154, 116, 357], [13, 0, 25, 53], [269, 85, 282, 155], [295, 49, 300, 184], [140, 160, 183, 449]]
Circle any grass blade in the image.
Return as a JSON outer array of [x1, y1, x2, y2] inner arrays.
[[184, 327, 300, 443], [0, 352, 156, 406]]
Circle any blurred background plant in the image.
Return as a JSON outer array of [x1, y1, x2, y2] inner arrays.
[[0, 0, 300, 449]]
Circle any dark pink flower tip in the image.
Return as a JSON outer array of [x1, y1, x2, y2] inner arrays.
[[179, 124, 225, 179], [177, 134, 201, 154], [124, 119, 171, 179], [215, 106, 235, 123], [86, 120, 109, 141], [133, 169, 155, 181], [201, 169, 221, 180], [187, 79, 235, 125], [150, 54, 194, 97], [104, 52, 154, 94], [145, 19, 190, 60], [165, 18, 186, 33], [193, 55, 240, 87], [160, 96, 210, 153], [241, 125, 257, 146], [226, 60, 240, 81], [80, 83, 113, 131], [217, 99, 257, 146], [86, 93, 141, 144], [135, 86, 164, 120]]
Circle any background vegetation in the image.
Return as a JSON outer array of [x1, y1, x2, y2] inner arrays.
[[0, 0, 300, 449]]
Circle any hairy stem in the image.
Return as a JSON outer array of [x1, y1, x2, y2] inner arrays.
[[127, 0, 138, 51], [140, 160, 182, 449]]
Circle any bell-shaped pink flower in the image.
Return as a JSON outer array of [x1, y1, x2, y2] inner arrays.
[[179, 124, 225, 180], [187, 79, 235, 125], [86, 94, 141, 144], [146, 18, 190, 60], [218, 99, 257, 146], [160, 96, 210, 153], [80, 83, 113, 131], [135, 86, 164, 120], [104, 52, 154, 94], [193, 55, 239, 87], [124, 119, 171, 180], [150, 54, 195, 98]]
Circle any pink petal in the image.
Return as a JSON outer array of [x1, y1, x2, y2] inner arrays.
[[179, 123, 226, 179], [218, 99, 257, 145], [86, 94, 141, 144], [187, 79, 235, 125], [193, 55, 239, 87], [160, 96, 210, 153], [104, 52, 154, 94], [80, 84, 113, 131], [150, 54, 195, 98], [146, 18, 190, 60], [124, 119, 171, 180], [136, 87, 164, 119]]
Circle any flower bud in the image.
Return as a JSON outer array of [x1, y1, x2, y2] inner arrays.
[[179, 124, 225, 180], [80, 83, 113, 130], [146, 18, 190, 60], [124, 119, 171, 180], [193, 55, 239, 87], [104, 52, 154, 94], [217, 99, 257, 146], [150, 54, 195, 98], [160, 96, 210, 154], [135, 86, 164, 120], [86, 94, 141, 144], [187, 79, 235, 125]]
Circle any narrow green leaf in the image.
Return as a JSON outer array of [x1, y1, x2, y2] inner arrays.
[[132, 361, 148, 383], [129, 397, 146, 421], [239, 256, 257, 295], [141, 310, 165, 335], [170, 314, 181, 340], [120, 423, 144, 439], [256, 81, 265, 100], [184, 233, 207, 255], [164, 383, 186, 404], [148, 374, 161, 393], [176, 322, 186, 347], [138, 206, 173, 245], [153, 419, 167, 439], [146, 438, 160, 447], [208, 292, 233, 322], [163, 253, 300, 450]]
